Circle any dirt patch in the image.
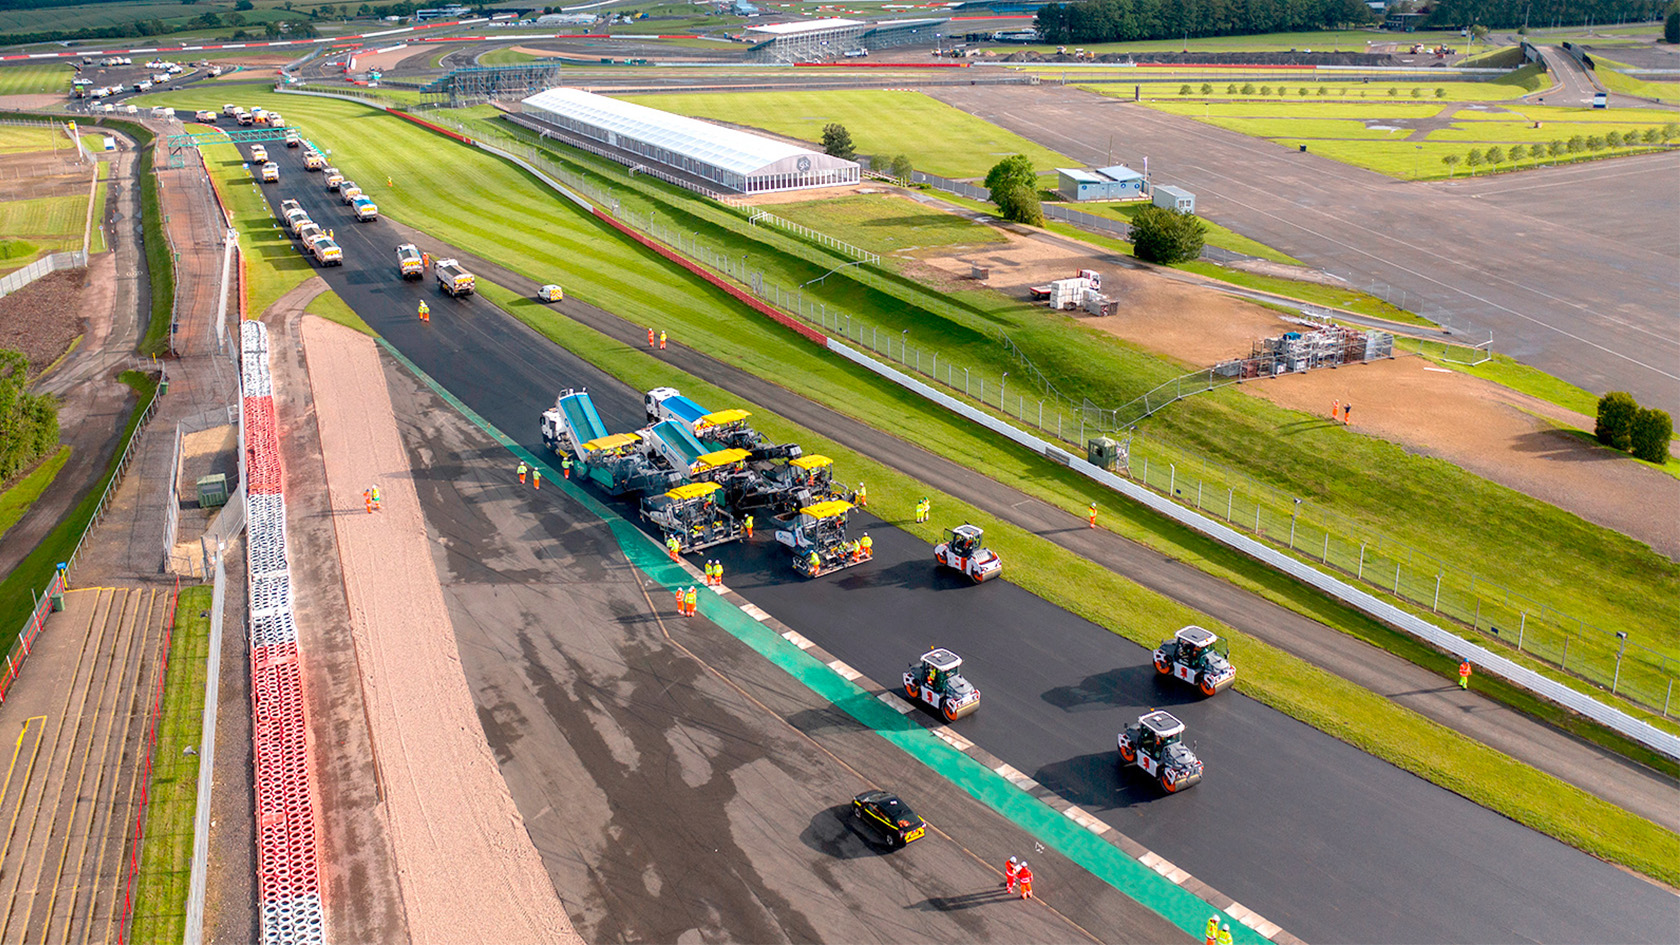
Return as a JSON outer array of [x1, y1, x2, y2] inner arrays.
[[177, 424, 236, 504], [302, 316, 579, 945], [0, 268, 89, 378], [1241, 357, 1680, 557], [354, 44, 443, 73], [1225, 257, 1351, 287], [0, 94, 65, 112], [739, 181, 877, 206]]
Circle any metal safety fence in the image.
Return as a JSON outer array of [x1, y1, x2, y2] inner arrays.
[[0, 250, 89, 299], [397, 99, 1678, 716]]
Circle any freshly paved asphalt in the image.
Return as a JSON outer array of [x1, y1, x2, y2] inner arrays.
[[928, 84, 1680, 412], [269, 147, 1678, 943]]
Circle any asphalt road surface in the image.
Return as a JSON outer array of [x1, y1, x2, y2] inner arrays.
[[382, 353, 1176, 943], [267, 146, 1677, 943], [927, 85, 1680, 413]]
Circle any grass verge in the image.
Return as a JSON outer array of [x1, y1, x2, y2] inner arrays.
[[477, 279, 1680, 886], [0, 446, 71, 543], [128, 583, 212, 945], [0, 369, 156, 643], [304, 286, 373, 334]]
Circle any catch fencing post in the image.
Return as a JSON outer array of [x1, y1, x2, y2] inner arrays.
[[1394, 563, 1402, 595], [1357, 542, 1366, 579], [1517, 612, 1526, 650], [1433, 574, 1442, 612], [1322, 533, 1329, 563], [1227, 488, 1234, 521]]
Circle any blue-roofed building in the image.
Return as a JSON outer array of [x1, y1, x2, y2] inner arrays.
[[1056, 164, 1146, 201]]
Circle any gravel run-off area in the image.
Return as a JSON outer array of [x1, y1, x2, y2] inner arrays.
[[301, 316, 580, 945]]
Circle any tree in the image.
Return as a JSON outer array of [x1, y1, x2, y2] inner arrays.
[[1317, 86, 1328, 95], [1484, 145, 1505, 164], [1201, 82, 1213, 94], [820, 123, 855, 160], [1507, 143, 1526, 162], [1664, 123, 1680, 141], [890, 153, 913, 181], [1241, 83, 1256, 94], [1596, 391, 1639, 449], [1259, 84, 1272, 95], [1644, 127, 1661, 144], [1298, 87, 1309, 96], [1546, 139, 1563, 156], [1180, 83, 1194, 94], [1435, 87, 1446, 98], [1585, 134, 1605, 151], [227, 11, 246, 24], [1410, 86, 1423, 98], [235, 0, 254, 8], [1226, 83, 1237, 94], [0, 349, 59, 482], [1566, 135, 1585, 152], [1387, 86, 1399, 96], [1605, 130, 1623, 148], [1440, 153, 1461, 175], [1630, 407, 1674, 463], [984, 155, 1043, 225], [1129, 205, 1205, 264], [1666, 4, 1679, 43], [1466, 148, 1483, 172]]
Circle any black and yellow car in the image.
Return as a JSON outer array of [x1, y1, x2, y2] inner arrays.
[[851, 789, 925, 848]]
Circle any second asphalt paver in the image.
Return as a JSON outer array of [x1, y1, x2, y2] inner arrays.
[[270, 142, 1677, 945]]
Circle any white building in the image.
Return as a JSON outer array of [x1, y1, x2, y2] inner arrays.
[[520, 87, 860, 194]]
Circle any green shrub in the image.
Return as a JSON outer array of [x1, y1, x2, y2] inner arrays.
[[1259, 84, 1272, 95], [1630, 408, 1673, 464], [1180, 83, 1194, 95], [1225, 83, 1237, 94], [1201, 82, 1213, 94], [1129, 205, 1205, 264], [1605, 130, 1623, 148], [1596, 391, 1639, 446], [984, 155, 1043, 226], [1507, 144, 1526, 161], [1485, 146, 1505, 164], [1435, 87, 1446, 98]]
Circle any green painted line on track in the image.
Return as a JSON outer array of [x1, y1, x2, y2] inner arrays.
[[374, 336, 1264, 943]]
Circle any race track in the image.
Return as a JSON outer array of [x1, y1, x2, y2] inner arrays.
[[264, 144, 1677, 944]]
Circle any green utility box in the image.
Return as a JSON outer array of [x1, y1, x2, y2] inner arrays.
[[197, 473, 229, 509], [1087, 437, 1119, 469]]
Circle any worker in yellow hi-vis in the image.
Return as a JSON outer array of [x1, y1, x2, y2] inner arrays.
[[417, 300, 430, 323]]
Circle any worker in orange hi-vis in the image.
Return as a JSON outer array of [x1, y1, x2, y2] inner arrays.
[[417, 300, 429, 322], [1088, 501, 1098, 529], [1332, 398, 1341, 421], [1016, 861, 1034, 899], [684, 585, 698, 617], [532, 468, 541, 490], [363, 487, 375, 514], [659, 330, 667, 350], [1204, 916, 1221, 945], [713, 559, 724, 588], [647, 327, 656, 348], [1003, 856, 1020, 893], [1458, 659, 1472, 690], [675, 587, 685, 614], [1343, 402, 1353, 426], [517, 461, 527, 484]]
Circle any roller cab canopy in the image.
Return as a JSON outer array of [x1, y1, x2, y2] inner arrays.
[[700, 408, 751, 426], [583, 432, 641, 452], [799, 500, 854, 521], [665, 481, 722, 501], [693, 448, 751, 473], [790, 455, 833, 470]]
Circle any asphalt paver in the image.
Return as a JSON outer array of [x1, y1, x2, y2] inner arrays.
[[265, 145, 1678, 943]]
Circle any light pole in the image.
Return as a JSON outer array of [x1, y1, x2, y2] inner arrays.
[[1289, 497, 1302, 549], [1000, 372, 1008, 408], [1613, 631, 1630, 693], [901, 329, 908, 361]]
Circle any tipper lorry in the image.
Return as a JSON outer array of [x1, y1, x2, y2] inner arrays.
[[396, 244, 424, 280], [434, 258, 475, 297]]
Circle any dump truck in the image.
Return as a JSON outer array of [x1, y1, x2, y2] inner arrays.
[[396, 243, 424, 280], [351, 195, 378, 221], [434, 258, 475, 297], [284, 207, 312, 236], [303, 151, 325, 170], [260, 161, 279, 183], [323, 168, 344, 190], [250, 144, 267, 163], [308, 234, 342, 267], [284, 130, 301, 148], [279, 198, 302, 217], [641, 481, 741, 552], [776, 500, 866, 577], [295, 221, 324, 247], [340, 183, 363, 205], [194, 109, 216, 122], [236, 109, 253, 126]]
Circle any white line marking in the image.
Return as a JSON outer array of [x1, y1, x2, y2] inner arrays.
[[740, 602, 770, 621], [827, 659, 859, 681], [780, 630, 813, 649]]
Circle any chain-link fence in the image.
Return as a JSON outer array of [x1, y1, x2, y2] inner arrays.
[[414, 106, 1678, 718]]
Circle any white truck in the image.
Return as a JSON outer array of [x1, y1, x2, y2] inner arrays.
[[308, 235, 343, 267], [434, 258, 475, 297], [250, 144, 268, 163], [396, 243, 424, 280], [260, 162, 279, 183], [351, 195, 378, 221]]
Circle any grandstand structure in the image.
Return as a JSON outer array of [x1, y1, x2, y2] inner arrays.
[[520, 87, 860, 195], [745, 16, 949, 62], [420, 62, 567, 105]]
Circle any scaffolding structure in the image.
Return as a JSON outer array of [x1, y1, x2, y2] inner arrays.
[[422, 63, 568, 106], [745, 17, 948, 62], [1216, 327, 1394, 379], [163, 126, 307, 168]]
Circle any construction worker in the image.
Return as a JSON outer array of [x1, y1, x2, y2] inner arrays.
[[712, 560, 724, 587], [417, 300, 430, 322], [807, 550, 821, 576], [1205, 916, 1221, 945], [1003, 856, 1020, 892], [422, 251, 431, 270], [1088, 501, 1098, 529], [532, 468, 541, 490], [856, 482, 868, 507], [684, 585, 698, 617], [1458, 659, 1472, 690], [915, 496, 930, 524], [386, 175, 394, 188], [1343, 402, 1353, 425], [1016, 861, 1033, 900], [703, 560, 715, 586], [363, 487, 375, 514], [647, 327, 656, 348], [561, 455, 572, 479], [675, 586, 685, 613], [370, 485, 381, 511], [667, 535, 681, 562], [1217, 923, 1233, 945], [743, 513, 754, 539], [1332, 398, 1340, 421], [517, 461, 528, 484], [658, 330, 667, 350], [328, 227, 334, 241], [860, 532, 872, 559]]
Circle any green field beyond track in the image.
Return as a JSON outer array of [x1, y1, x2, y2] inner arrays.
[[618, 89, 1075, 179]]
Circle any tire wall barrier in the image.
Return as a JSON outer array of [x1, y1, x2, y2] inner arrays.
[[240, 320, 324, 945]]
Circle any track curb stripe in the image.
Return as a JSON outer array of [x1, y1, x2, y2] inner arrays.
[[372, 336, 1297, 945]]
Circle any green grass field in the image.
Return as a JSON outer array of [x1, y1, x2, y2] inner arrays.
[[476, 280, 1680, 888], [476, 46, 541, 66], [150, 86, 1680, 719], [0, 194, 90, 242], [1590, 55, 1680, 104], [1096, 201, 1301, 264], [1092, 67, 1548, 104], [197, 136, 316, 316], [304, 287, 373, 334], [0, 63, 71, 96], [618, 90, 1076, 179], [127, 584, 212, 945], [765, 193, 1006, 255], [1006, 28, 1451, 55], [0, 446, 70, 544], [0, 0, 330, 35], [0, 125, 72, 154]]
